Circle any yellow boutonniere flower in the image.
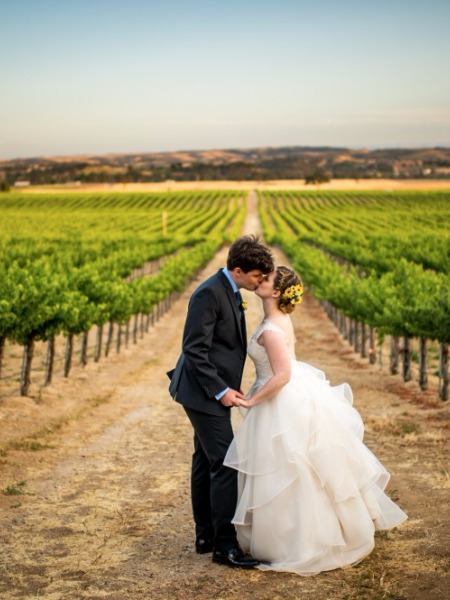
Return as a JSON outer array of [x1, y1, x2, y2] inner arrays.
[[241, 301, 248, 311]]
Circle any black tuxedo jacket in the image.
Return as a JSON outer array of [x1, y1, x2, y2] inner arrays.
[[168, 269, 247, 416]]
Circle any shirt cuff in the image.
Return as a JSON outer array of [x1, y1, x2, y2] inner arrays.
[[215, 387, 229, 400]]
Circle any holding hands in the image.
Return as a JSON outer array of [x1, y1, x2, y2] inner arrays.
[[220, 388, 247, 407], [238, 396, 258, 409]]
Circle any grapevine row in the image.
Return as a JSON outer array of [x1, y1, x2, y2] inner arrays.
[[0, 191, 246, 395], [259, 190, 450, 400]]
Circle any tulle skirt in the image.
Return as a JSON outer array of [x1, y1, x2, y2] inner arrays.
[[224, 361, 407, 575]]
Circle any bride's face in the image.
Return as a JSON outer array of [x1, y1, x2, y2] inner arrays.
[[255, 271, 278, 300]]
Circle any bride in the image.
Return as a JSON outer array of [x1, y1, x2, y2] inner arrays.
[[224, 266, 407, 576]]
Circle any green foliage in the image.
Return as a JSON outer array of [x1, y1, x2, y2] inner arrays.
[[260, 189, 450, 343], [0, 190, 246, 348]]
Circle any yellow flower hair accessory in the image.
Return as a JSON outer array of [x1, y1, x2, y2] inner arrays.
[[281, 284, 303, 305]]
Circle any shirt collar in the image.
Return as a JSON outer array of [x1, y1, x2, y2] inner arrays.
[[222, 267, 239, 294]]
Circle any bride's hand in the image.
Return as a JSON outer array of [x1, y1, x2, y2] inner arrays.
[[239, 397, 257, 408], [220, 388, 245, 407]]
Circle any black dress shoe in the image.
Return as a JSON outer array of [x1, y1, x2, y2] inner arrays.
[[212, 546, 260, 568], [195, 538, 214, 554]]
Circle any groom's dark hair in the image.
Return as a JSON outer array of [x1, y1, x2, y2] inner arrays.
[[227, 235, 274, 273]]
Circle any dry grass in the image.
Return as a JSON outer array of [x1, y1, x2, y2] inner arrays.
[[19, 178, 450, 194]]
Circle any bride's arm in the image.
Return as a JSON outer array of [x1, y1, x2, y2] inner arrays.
[[239, 330, 291, 407]]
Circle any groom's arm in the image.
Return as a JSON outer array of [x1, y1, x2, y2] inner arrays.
[[182, 286, 228, 398]]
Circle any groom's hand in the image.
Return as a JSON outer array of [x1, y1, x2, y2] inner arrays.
[[220, 388, 245, 407]]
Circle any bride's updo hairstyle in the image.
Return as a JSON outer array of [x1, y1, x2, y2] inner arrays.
[[273, 266, 304, 314]]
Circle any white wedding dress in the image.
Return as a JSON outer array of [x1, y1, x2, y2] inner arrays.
[[224, 320, 407, 576]]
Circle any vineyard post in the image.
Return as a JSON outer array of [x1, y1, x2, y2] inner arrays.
[[0, 336, 5, 378], [348, 320, 355, 345], [20, 337, 35, 396], [64, 334, 74, 378], [116, 324, 122, 353], [361, 322, 367, 358], [80, 331, 88, 366], [354, 321, 361, 353], [439, 342, 449, 401], [20, 337, 34, 396], [342, 315, 348, 339], [125, 321, 130, 348], [94, 325, 103, 362], [390, 336, 400, 374], [402, 337, 412, 382], [418, 337, 428, 390], [326, 302, 332, 319], [369, 327, 376, 365], [337, 311, 342, 335], [340, 313, 347, 338], [44, 336, 56, 386], [105, 322, 114, 357], [133, 314, 139, 343]]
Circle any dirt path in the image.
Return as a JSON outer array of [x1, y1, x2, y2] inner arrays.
[[0, 193, 448, 600]]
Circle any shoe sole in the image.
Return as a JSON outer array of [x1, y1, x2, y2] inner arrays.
[[212, 555, 259, 569], [196, 548, 213, 554]]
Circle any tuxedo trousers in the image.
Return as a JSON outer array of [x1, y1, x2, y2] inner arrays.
[[184, 407, 238, 551]]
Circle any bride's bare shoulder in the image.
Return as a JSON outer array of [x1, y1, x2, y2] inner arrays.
[[263, 315, 292, 337]]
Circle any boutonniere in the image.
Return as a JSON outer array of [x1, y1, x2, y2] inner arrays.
[[241, 301, 248, 311]]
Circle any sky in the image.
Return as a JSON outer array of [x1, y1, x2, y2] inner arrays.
[[1, 0, 450, 159]]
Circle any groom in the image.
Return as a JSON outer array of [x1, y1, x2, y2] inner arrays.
[[168, 235, 274, 568]]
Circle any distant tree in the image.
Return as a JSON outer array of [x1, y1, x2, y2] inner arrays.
[[0, 180, 10, 192], [304, 170, 330, 185], [125, 164, 141, 182]]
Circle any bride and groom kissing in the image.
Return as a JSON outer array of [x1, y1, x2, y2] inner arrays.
[[167, 235, 406, 575]]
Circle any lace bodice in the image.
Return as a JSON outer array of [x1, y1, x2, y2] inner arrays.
[[248, 320, 296, 387]]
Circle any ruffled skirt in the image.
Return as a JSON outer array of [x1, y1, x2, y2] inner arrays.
[[224, 361, 407, 575]]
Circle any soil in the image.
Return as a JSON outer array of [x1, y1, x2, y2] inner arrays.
[[0, 193, 449, 600]]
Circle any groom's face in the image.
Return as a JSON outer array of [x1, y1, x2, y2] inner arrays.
[[233, 268, 269, 291]]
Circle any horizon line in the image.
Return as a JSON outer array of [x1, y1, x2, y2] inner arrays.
[[2, 142, 450, 162]]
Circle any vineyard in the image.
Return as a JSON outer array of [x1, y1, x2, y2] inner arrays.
[[0, 190, 246, 396], [1, 188, 449, 599], [1, 189, 449, 400], [259, 190, 450, 400]]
